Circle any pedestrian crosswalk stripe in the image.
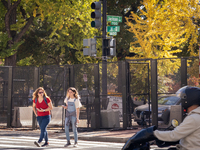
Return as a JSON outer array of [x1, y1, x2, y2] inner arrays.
[[0, 136, 123, 146], [0, 144, 30, 148], [0, 136, 124, 149], [0, 137, 36, 142]]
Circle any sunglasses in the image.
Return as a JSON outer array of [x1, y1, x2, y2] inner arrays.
[[38, 92, 44, 94], [69, 89, 75, 92]]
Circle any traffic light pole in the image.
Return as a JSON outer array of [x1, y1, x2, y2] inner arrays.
[[102, 0, 107, 49], [102, 0, 107, 109]]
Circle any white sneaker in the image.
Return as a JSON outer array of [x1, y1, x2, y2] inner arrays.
[[74, 142, 78, 147], [34, 141, 41, 147]]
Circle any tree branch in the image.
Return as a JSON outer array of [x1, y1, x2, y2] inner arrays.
[[47, 55, 60, 65], [20, 6, 26, 18], [1, 0, 8, 9], [192, 17, 200, 27], [5, 0, 21, 40], [14, 16, 34, 43]]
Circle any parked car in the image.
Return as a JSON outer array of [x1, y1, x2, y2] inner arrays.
[[133, 94, 181, 126]]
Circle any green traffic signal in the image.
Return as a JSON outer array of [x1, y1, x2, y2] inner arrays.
[[91, 1, 101, 28], [91, 21, 95, 27]]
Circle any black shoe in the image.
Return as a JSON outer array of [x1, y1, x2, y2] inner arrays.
[[34, 141, 41, 147], [42, 142, 49, 147], [74, 142, 78, 147], [64, 141, 71, 147]]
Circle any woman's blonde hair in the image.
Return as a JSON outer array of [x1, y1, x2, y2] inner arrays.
[[66, 87, 80, 99], [32, 87, 47, 100]]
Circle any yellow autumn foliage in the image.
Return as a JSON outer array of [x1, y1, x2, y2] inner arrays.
[[126, 0, 200, 59]]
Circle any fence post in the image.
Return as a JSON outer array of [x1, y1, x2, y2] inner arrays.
[[181, 58, 187, 87], [94, 63, 100, 129], [7, 67, 13, 128], [151, 59, 158, 127], [32, 67, 39, 130], [118, 61, 122, 93], [122, 61, 128, 129], [102, 61, 107, 109], [127, 63, 132, 127], [62, 65, 68, 130]]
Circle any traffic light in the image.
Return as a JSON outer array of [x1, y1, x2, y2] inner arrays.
[[109, 38, 116, 56], [91, 1, 101, 28], [83, 38, 97, 56], [103, 38, 116, 57]]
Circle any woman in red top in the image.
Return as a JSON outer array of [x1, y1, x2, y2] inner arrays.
[[32, 87, 53, 147]]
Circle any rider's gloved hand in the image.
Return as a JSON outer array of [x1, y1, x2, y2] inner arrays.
[[156, 139, 179, 148]]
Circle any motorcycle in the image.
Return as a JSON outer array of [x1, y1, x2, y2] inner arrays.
[[122, 119, 179, 150]]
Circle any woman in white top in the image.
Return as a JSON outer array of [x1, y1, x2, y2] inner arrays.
[[62, 87, 82, 147]]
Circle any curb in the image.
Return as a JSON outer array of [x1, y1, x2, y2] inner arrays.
[[57, 134, 129, 143], [78, 136, 129, 143]]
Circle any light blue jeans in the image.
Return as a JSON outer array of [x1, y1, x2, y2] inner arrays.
[[65, 116, 77, 143]]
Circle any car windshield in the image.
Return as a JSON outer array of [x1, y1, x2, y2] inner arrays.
[[158, 96, 180, 105]]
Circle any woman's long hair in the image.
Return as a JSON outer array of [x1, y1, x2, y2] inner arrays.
[[66, 87, 80, 99], [32, 87, 47, 100]]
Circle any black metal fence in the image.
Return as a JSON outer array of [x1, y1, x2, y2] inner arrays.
[[0, 57, 199, 129]]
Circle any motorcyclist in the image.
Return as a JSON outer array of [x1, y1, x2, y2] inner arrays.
[[153, 86, 200, 150], [122, 86, 200, 150]]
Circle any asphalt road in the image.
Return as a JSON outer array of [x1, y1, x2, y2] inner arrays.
[[0, 135, 124, 150], [0, 134, 175, 150], [0, 126, 174, 150]]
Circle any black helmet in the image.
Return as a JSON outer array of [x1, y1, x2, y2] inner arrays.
[[176, 86, 200, 109]]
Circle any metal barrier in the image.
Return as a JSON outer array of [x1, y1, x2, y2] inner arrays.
[[0, 57, 200, 129]]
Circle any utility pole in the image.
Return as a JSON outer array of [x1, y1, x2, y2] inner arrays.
[[102, 0, 107, 109], [102, 0, 107, 43], [88, 0, 108, 109]]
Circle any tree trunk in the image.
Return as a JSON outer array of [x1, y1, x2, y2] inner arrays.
[[4, 54, 17, 66], [5, 6, 17, 66], [3, 0, 34, 66], [4, 0, 17, 66]]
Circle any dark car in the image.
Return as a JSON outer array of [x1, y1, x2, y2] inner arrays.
[[133, 95, 181, 126]]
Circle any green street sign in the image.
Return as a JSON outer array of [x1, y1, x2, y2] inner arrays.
[[107, 15, 122, 22], [107, 26, 120, 32], [111, 22, 118, 25], [109, 32, 117, 36]]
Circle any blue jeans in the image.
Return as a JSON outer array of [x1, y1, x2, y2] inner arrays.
[[65, 116, 77, 142], [37, 115, 51, 143]]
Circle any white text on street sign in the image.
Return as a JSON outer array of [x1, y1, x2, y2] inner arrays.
[[111, 22, 118, 25], [107, 15, 122, 22], [109, 32, 117, 36], [107, 26, 120, 32]]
